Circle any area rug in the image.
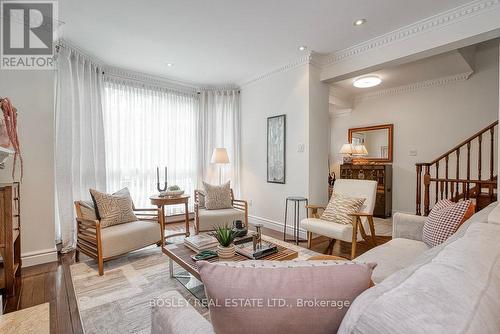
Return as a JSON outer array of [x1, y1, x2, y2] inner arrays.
[[70, 235, 319, 334]]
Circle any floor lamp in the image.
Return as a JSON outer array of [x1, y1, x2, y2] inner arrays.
[[211, 148, 229, 184]]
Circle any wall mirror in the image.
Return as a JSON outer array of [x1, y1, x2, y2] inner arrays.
[[348, 124, 393, 163]]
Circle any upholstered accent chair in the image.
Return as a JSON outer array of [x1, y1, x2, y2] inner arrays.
[[74, 200, 163, 275], [301, 179, 378, 259], [194, 189, 248, 233]]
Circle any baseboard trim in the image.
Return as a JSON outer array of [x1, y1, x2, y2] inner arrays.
[[248, 215, 307, 239], [21, 248, 58, 267]]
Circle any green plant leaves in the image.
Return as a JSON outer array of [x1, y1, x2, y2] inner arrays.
[[209, 224, 237, 247]]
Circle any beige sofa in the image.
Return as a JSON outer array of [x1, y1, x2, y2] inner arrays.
[[74, 200, 162, 275], [152, 202, 500, 333]]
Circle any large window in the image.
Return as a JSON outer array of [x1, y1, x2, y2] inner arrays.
[[102, 78, 199, 210]]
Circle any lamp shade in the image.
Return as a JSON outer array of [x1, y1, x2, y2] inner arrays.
[[339, 143, 354, 155], [353, 144, 368, 156], [211, 148, 230, 164]]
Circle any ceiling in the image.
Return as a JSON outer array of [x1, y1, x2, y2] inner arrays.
[[330, 47, 476, 99], [59, 0, 473, 86]]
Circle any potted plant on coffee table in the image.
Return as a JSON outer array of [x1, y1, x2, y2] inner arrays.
[[211, 225, 237, 259]]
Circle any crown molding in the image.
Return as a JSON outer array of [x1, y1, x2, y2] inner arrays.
[[55, 39, 105, 68], [57, 39, 200, 93], [239, 54, 310, 87], [239, 52, 324, 87], [354, 71, 474, 102], [330, 108, 353, 118], [324, 0, 500, 67], [104, 66, 199, 93]]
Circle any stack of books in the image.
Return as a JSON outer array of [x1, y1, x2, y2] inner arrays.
[[184, 234, 218, 253]]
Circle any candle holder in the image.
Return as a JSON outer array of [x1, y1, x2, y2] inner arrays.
[[156, 166, 168, 192]]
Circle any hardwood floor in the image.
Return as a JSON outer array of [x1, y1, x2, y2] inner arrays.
[[2, 220, 390, 333], [2, 251, 83, 334]]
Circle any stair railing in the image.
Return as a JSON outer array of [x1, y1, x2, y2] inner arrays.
[[416, 120, 498, 216]]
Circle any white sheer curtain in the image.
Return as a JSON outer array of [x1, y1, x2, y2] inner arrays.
[[55, 45, 107, 251], [198, 90, 241, 195], [102, 78, 199, 211]]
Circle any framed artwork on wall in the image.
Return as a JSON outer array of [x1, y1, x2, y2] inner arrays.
[[267, 114, 286, 184]]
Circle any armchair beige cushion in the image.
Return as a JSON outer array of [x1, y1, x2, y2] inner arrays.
[[100, 220, 160, 258], [197, 208, 245, 232], [302, 218, 364, 242]]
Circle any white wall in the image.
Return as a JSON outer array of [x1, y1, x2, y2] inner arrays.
[[240, 64, 329, 233], [0, 70, 57, 266], [308, 65, 330, 205], [330, 41, 499, 214], [241, 65, 309, 227]]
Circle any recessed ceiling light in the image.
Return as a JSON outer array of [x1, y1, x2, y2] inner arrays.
[[353, 76, 382, 88], [298, 46, 307, 51], [166, 63, 174, 67], [354, 19, 367, 26]]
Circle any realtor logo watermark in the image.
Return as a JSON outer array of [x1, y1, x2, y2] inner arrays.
[[1, 0, 57, 69]]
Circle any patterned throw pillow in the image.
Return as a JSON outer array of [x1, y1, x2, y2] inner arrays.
[[320, 192, 366, 225], [422, 199, 475, 247], [89, 188, 138, 228], [203, 181, 232, 210]]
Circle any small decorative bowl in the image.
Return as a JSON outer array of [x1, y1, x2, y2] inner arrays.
[[165, 189, 184, 197]]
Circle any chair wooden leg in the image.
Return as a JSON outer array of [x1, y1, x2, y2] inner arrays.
[[351, 216, 359, 259], [368, 216, 377, 246], [307, 231, 312, 249], [324, 239, 336, 255], [329, 239, 336, 255], [98, 258, 104, 276], [75, 249, 80, 262]]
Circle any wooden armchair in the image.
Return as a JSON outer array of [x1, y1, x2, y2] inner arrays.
[[74, 201, 163, 276], [301, 179, 378, 259], [194, 189, 248, 234]]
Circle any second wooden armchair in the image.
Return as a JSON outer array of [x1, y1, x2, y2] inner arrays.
[[301, 179, 378, 259], [194, 189, 248, 234]]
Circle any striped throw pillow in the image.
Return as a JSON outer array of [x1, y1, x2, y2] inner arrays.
[[422, 199, 475, 247], [90, 188, 138, 228], [320, 192, 365, 225]]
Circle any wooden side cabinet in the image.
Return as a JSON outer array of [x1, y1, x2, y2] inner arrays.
[[339, 164, 392, 218], [0, 183, 21, 297]]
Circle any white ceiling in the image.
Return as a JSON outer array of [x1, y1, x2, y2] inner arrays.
[[331, 47, 476, 98], [59, 0, 473, 86]]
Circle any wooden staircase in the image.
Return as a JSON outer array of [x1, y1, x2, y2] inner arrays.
[[416, 121, 498, 216]]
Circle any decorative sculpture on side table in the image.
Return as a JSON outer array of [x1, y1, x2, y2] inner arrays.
[[156, 166, 167, 193]]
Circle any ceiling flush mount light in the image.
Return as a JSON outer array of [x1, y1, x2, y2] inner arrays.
[[354, 18, 367, 26], [166, 63, 174, 67], [298, 46, 307, 51], [353, 76, 382, 88]]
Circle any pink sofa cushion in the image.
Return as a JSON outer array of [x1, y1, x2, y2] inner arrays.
[[198, 260, 375, 334]]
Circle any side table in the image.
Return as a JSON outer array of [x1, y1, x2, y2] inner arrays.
[[150, 194, 191, 244], [283, 196, 308, 245]]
